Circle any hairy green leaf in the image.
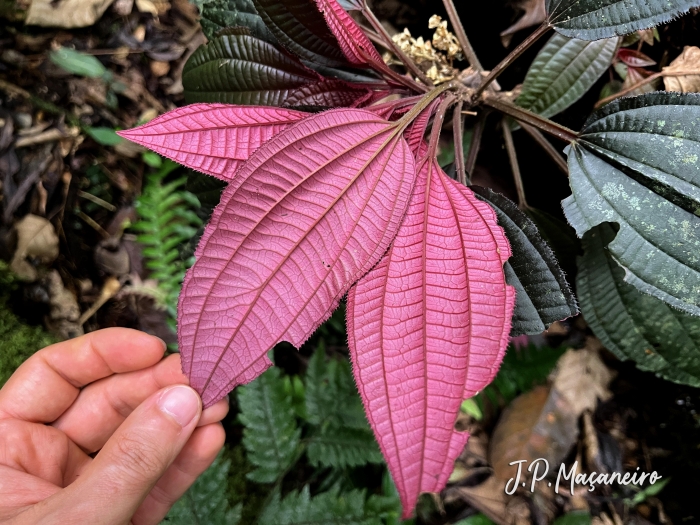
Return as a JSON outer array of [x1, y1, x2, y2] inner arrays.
[[546, 0, 700, 40], [237, 367, 301, 483], [193, 0, 274, 41], [307, 426, 383, 468], [577, 223, 700, 386], [563, 92, 700, 316], [258, 486, 382, 525], [252, 0, 348, 67], [183, 34, 318, 105], [473, 187, 578, 335], [517, 33, 618, 118], [164, 452, 242, 524]]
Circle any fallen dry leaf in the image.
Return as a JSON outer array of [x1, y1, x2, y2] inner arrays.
[[663, 46, 700, 92], [10, 214, 59, 281], [501, 0, 546, 47], [25, 0, 115, 28], [489, 344, 615, 485]]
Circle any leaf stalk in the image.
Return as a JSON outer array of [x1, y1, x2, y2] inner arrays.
[[473, 22, 550, 99]]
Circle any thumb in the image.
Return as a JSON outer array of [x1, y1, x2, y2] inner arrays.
[[58, 385, 202, 524]]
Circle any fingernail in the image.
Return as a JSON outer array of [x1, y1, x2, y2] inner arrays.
[[158, 386, 200, 427], [156, 336, 168, 353]]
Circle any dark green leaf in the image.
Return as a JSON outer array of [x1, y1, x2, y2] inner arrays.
[[473, 187, 578, 336], [258, 486, 382, 525], [252, 0, 348, 67], [193, 0, 275, 41], [546, 0, 700, 40], [563, 92, 700, 315], [525, 207, 580, 280], [183, 34, 319, 105], [86, 127, 123, 146], [237, 367, 301, 483], [517, 33, 618, 118], [49, 47, 107, 78], [307, 426, 383, 468], [577, 223, 700, 386], [164, 452, 241, 524]]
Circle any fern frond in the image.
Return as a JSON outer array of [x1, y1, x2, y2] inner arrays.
[[164, 452, 241, 525], [133, 160, 202, 327], [307, 426, 383, 469], [305, 344, 367, 430], [257, 486, 382, 525], [237, 367, 301, 483]]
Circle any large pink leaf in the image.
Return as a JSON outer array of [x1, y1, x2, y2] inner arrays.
[[117, 104, 306, 181], [314, 0, 384, 67], [180, 108, 416, 407], [404, 97, 441, 153], [347, 158, 515, 518]]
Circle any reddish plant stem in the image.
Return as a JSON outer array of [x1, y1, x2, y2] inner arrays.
[[519, 121, 569, 174], [594, 69, 700, 108], [442, 0, 483, 72], [428, 94, 458, 159], [464, 110, 488, 183], [501, 118, 528, 209], [483, 96, 578, 143], [363, 6, 434, 87], [452, 99, 467, 185], [473, 22, 550, 99]]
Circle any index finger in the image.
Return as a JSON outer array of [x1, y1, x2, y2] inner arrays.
[[0, 328, 167, 423]]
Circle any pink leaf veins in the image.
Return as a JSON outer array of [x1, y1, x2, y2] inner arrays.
[[347, 158, 515, 517], [117, 104, 306, 181], [314, 0, 384, 67], [179, 108, 416, 407]]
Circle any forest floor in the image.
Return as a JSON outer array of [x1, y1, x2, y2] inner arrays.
[[1, 0, 699, 524]]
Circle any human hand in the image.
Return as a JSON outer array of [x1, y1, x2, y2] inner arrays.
[[0, 328, 229, 524]]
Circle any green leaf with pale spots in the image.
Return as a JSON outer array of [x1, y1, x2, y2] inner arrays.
[[577, 223, 700, 386], [546, 0, 700, 41], [563, 92, 700, 316]]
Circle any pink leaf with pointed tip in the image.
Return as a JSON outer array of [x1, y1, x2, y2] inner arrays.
[[117, 104, 306, 181], [180, 108, 416, 407], [314, 0, 384, 67], [347, 158, 515, 518], [405, 97, 441, 153], [284, 79, 370, 108]]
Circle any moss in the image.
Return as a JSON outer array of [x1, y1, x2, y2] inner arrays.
[[0, 262, 55, 387]]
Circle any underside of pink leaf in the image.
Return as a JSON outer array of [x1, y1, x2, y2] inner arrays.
[[405, 97, 440, 153], [284, 79, 371, 108], [314, 0, 384, 67], [117, 104, 306, 181], [179, 109, 416, 407], [347, 159, 515, 518]]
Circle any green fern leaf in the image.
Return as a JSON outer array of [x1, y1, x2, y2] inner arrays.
[[307, 426, 383, 469], [237, 367, 301, 483], [133, 160, 203, 329], [163, 452, 241, 524], [305, 345, 367, 430], [258, 486, 382, 525]]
